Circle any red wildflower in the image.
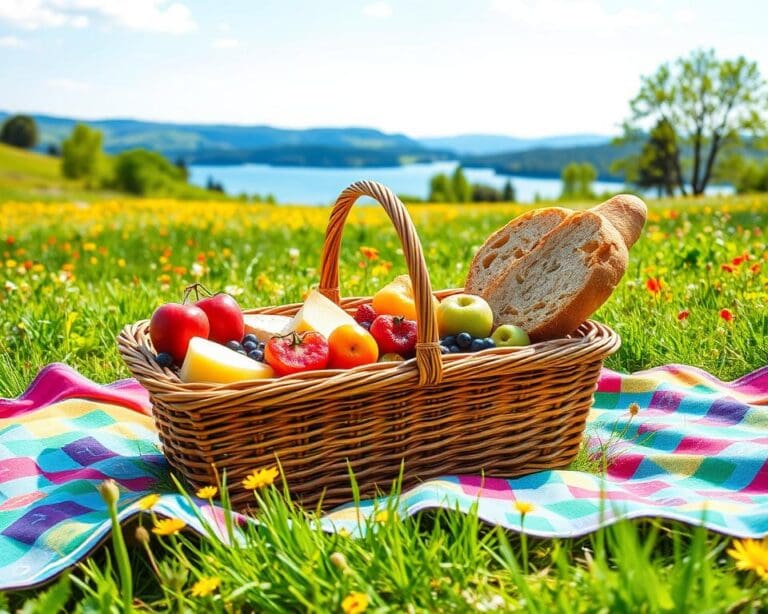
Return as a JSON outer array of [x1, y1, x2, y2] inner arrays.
[[732, 254, 749, 266], [719, 309, 734, 322], [750, 263, 761, 274], [646, 278, 663, 294], [677, 310, 690, 321], [721, 264, 735, 273]]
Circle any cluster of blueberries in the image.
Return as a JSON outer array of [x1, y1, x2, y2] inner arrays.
[[225, 334, 266, 362], [439, 332, 496, 354]]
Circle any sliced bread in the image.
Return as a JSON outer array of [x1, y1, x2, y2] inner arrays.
[[464, 207, 571, 295], [480, 210, 628, 341]]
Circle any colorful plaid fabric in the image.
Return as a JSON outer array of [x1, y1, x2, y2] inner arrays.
[[0, 362, 766, 590]]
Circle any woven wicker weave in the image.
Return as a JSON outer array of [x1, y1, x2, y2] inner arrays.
[[118, 180, 621, 509]]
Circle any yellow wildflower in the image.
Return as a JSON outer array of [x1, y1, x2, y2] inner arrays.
[[137, 493, 161, 511], [83, 242, 96, 252], [190, 576, 221, 597], [727, 538, 768, 579], [196, 486, 218, 499], [152, 517, 187, 536], [514, 501, 534, 515], [373, 510, 398, 523], [242, 466, 279, 490], [341, 591, 369, 614]]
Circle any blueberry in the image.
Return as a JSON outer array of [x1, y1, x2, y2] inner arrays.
[[243, 334, 259, 345], [456, 332, 473, 349], [440, 345, 451, 355], [449, 344, 461, 354], [360, 321, 371, 330], [483, 337, 496, 349], [470, 338, 485, 352], [155, 352, 174, 368], [226, 340, 243, 352], [441, 335, 456, 347], [243, 341, 258, 352], [248, 349, 264, 361]]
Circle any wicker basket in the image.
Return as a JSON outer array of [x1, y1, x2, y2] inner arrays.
[[118, 180, 620, 509]]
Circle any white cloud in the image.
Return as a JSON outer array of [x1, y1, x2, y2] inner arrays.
[[46, 77, 91, 91], [363, 1, 392, 19], [0, 0, 196, 34], [0, 34, 24, 46], [212, 37, 239, 49], [490, 0, 658, 31]]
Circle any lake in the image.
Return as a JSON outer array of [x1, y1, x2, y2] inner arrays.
[[188, 161, 627, 204], [189, 161, 734, 205]]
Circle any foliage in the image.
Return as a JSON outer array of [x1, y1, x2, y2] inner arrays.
[[428, 172, 455, 202], [733, 158, 768, 193], [429, 167, 515, 203], [635, 119, 681, 197], [560, 162, 597, 200], [0, 114, 38, 149], [451, 165, 472, 202], [110, 149, 188, 195], [624, 48, 768, 195], [61, 123, 104, 183]]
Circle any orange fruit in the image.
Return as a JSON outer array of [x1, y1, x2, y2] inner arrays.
[[372, 275, 439, 320], [328, 323, 379, 369]]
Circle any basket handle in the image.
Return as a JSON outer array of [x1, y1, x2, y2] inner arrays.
[[318, 180, 443, 386]]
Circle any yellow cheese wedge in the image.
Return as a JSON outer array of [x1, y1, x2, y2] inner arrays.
[[284, 289, 357, 339], [180, 336, 274, 383], [243, 313, 292, 342]]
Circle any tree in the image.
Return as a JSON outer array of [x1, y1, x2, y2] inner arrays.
[[560, 162, 597, 200], [112, 149, 187, 195], [428, 173, 454, 202], [502, 179, 516, 202], [451, 166, 472, 202], [61, 124, 103, 181], [625, 48, 768, 195], [0, 115, 38, 149], [636, 119, 680, 197]]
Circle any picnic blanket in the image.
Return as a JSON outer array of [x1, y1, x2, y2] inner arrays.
[[1, 363, 766, 590]]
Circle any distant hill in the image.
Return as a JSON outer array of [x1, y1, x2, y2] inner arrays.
[[462, 141, 641, 180], [420, 133, 611, 156]]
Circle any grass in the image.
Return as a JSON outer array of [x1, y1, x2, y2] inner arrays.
[[1, 193, 767, 610]]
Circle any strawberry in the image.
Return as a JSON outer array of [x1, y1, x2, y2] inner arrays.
[[369, 315, 417, 357], [354, 303, 378, 327]]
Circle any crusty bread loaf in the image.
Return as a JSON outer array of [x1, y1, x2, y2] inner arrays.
[[590, 194, 647, 249], [480, 210, 629, 341], [465, 207, 571, 295]]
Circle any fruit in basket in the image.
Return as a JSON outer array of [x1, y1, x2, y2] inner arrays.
[[195, 292, 245, 345], [372, 275, 419, 320], [354, 303, 378, 326], [328, 323, 379, 369], [492, 324, 530, 347], [369, 314, 418, 356], [440, 333, 495, 354], [436, 293, 493, 338], [284, 290, 357, 339], [179, 336, 274, 383], [379, 352, 405, 362], [149, 303, 210, 363], [264, 331, 330, 376]]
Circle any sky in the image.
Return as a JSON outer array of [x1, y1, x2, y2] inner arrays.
[[1, 0, 767, 138]]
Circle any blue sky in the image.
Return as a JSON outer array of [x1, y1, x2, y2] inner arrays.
[[0, 1, 766, 137]]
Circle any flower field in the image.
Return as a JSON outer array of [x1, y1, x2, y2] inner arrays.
[[1, 195, 766, 394], [1, 194, 768, 611]]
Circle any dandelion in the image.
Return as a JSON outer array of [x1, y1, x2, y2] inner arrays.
[[83, 242, 96, 252], [196, 486, 218, 499], [373, 509, 398, 523], [513, 500, 534, 515], [137, 493, 161, 510], [677, 310, 690, 321], [727, 538, 768, 579], [341, 591, 369, 614], [645, 277, 663, 295], [719, 308, 734, 322], [152, 517, 186, 536], [242, 466, 279, 490], [190, 576, 221, 597], [288, 247, 300, 262]]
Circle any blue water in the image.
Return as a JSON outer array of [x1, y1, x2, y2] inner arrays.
[[188, 161, 733, 205]]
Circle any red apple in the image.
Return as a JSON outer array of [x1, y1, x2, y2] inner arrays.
[[150, 303, 210, 363], [196, 293, 245, 344]]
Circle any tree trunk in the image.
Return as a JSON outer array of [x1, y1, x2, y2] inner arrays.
[[691, 128, 703, 195], [672, 150, 687, 196], [698, 132, 723, 195]]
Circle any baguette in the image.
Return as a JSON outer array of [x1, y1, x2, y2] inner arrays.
[[590, 194, 647, 249], [464, 207, 571, 295], [480, 210, 628, 341]]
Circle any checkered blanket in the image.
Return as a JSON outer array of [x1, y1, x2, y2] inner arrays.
[[1, 363, 766, 590]]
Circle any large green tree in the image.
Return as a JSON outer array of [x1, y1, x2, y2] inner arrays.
[[560, 162, 597, 200], [636, 119, 680, 197], [625, 49, 768, 195], [0, 114, 38, 149], [61, 124, 103, 181]]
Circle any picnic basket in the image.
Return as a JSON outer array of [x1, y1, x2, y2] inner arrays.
[[118, 180, 621, 510]]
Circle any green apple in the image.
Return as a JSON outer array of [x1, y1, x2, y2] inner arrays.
[[437, 293, 494, 338], [491, 324, 530, 347]]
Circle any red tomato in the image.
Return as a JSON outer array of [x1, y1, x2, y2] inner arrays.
[[195, 293, 245, 344], [264, 331, 330, 376], [150, 303, 210, 363], [328, 323, 379, 369], [369, 315, 417, 357]]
